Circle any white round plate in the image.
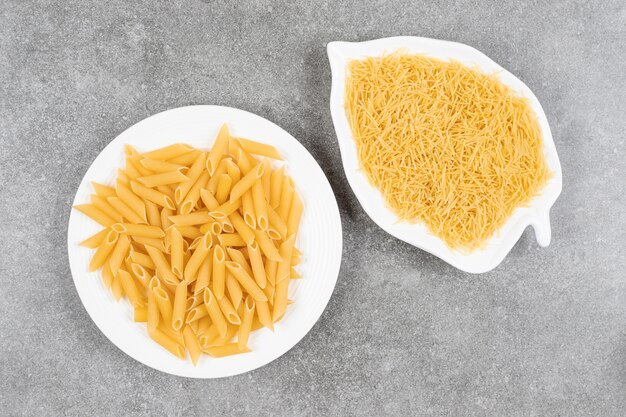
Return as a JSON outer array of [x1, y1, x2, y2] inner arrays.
[[327, 36, 562, 274], [67, 105, 343, 378]]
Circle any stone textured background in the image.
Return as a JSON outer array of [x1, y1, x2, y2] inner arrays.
[[1, 1, 625, 416]]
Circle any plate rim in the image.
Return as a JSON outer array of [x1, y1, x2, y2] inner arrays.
[[67, 104, 343, 378]]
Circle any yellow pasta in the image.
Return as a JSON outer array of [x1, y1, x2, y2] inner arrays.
[[212, 245, 226, 300], [225, 272, 243, 310], [74, 125, 303, 362], [217, 296, 241, 325], [91, 181, 116, 198], [112, 223, 165, 239], [241, 190, 256, 229], [172, 281, 187, 331], [345, 52, 551, 250], [206, 124, 230, 175], [203, 287, 228, 338], [130, 181, 176, 210], [145, 244, 178, 285], [238, 296, 255, 349], [237, 137, 283, 160], [140, 158, 185, 173], [182, 326, 201, 366], [115, 180, 147, 222], [79, 228, 110, 248], [90, 195, 123, 222], [169, 227, 184, 279], [179, 171, 210, 214], [175, 152, 207, 204], [225, 261, 267, 302], [73, 204, 116, 227], [137, 169, 189, 188], [144, 143, 193, 161], [229, 161, 266, 203], [247, 242, 267, 289], [286, 192, 303, 236], [118, 269, 142, 307], [107, 196, 145, 224]]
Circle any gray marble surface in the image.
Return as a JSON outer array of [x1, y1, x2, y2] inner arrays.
[[2, 1, 625, 416]]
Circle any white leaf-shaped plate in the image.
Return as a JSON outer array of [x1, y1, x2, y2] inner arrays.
[[67, 105, 342, 377], [327, 37, 562, 273]]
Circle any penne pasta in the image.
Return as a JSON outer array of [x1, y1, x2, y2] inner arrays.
[[218, 233, 246, 247], [137, 168, 189, 188], [204, 343, 250, 358], [247, 241, 267, 289], [74, 131, 304, 362], [253, 229, 282, 262], [112, 223, 165, 239], [241, 190, 256, 229], [193, 253, 212, 292], [116, 180, 147, 221], [225, 261, 267, 302], [276, 235, 296, 284], [169, 211, 212, 226], [148, 327, 186, 359], [203, 288, 228, 338], [168, 149, 202, 166], [175, 152, 207, 204], [140, 158, 185, 173], [144, 143, 194, 161], [107, 196, 146, 224], [270, 166, 284, 209], [276, 176, 294, 221], [225, 272, 243, 310], [130, 181, 176, 210], [180, 171, 210, 214], [237, 137, 283, 160], [79, 228, 110, 248], [183, 232, 213, 282], [170, 227, 184, 279], [206, 124, 230, 175], [238, 296, 255, 350], [255, 299, 274, 330], [172, 281, 188, 331], [252, 181, 269, 230], [215, 174, 232, 204], [145, 244, 178, 285], [88, 230, 119, 271], [90, 195, 123, 222], [212, 245, 226, 300], [182, 325, 202, 366], [144, 200, 162, 227], [228, 212, 255, 245], [91, 181, 116, 198], [217, 295, 241, 325], [73, 204, 116, 227], [118, 269, 142, 307], [286, 191, 303, 236], [229, 160, 266, 203]]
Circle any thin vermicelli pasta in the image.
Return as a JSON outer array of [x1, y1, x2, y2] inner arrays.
[[345, 52, 551, 251]]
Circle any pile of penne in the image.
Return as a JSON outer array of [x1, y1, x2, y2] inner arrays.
[[74, 125, 303, 364]]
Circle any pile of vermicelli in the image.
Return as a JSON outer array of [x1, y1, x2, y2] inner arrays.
[[345, 52, 551, 251]]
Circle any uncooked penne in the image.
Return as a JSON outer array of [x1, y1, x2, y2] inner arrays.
[[112, 223, 165, 239], [212, 245, 226, 300], [225, 261, 267, 302], [237, 137, 283, 160], [206, 124, 230, 175], [203, 288, 228, 338], [74, 129, 304, 362], [137, 168, 189, 188]]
